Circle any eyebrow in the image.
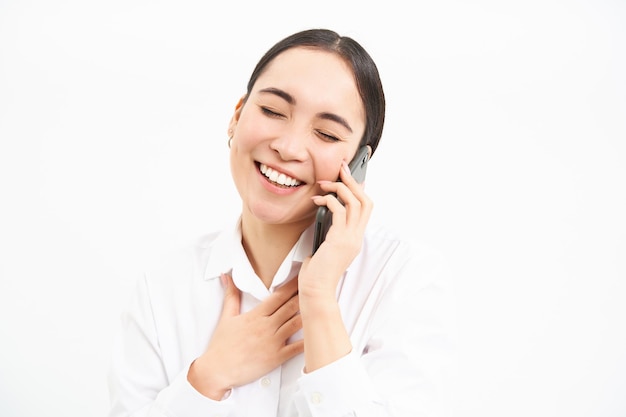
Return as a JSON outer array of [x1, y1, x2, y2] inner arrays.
[[258, 87, 353, 133]]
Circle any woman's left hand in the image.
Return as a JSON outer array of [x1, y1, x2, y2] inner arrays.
[[299, 160, 373, 300]]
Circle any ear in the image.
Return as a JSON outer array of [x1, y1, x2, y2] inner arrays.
[[227, 95, 247, 136], [365, 145, 373, 159]]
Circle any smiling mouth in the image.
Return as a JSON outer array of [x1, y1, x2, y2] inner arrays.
[[259, 163, 303, 187]]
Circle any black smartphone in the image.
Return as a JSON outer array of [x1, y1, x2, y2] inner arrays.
[[312, 145, 370, 255]]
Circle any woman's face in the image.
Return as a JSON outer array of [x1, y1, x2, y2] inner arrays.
[[228, 47, 366, 227]]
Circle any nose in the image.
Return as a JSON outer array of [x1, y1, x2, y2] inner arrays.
[[269, 130, 308, 162]]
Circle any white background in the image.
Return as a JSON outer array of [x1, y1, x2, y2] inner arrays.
[[1, 1, 625, 416]]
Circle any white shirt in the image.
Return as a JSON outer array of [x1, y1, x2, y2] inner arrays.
[[108, 218, 456, 417]]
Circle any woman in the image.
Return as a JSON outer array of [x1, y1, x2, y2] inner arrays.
[[108, 28, 455, 417]]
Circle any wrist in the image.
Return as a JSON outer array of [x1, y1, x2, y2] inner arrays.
[[299, 296, 352, 373], [297, 279, 337, 302], [187, 358, 231, 401], [298, 291, 338, 317]]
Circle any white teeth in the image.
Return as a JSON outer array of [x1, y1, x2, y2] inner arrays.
[[259, 163, 302, 187]]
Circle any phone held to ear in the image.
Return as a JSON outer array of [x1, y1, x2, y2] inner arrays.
[[312, 145, 370, 255]]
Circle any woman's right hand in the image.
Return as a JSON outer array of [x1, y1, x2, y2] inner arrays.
[[187, 274, 303, 400]]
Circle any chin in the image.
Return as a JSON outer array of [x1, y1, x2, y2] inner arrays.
[[249, 203, 288, 224], [248, 202, 315, 227]]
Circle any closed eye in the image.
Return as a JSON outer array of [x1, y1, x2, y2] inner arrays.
[[315, 130, 340, 142], [261, 106, 285, 118]]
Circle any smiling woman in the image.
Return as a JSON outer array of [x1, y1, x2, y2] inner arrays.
[[228, 47, 367, 242], [107, 28, 456, 417]]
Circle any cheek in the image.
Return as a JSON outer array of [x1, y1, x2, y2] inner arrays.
[[236, 107, 277, 145], [315, 151, 345, 182], [234, 114, 258, 148], [316, 141, 366, 181]]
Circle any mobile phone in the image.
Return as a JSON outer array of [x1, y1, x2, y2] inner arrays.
[[312, 145, 370, 255]]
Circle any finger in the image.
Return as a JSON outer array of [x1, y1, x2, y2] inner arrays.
[[311, 194, 348, 236], [256, 277, 299, 316], [220, 273, 241, 317], [338, 160, 366, 195], [275, 310, 302, 339], [271, 294, 300, 325], [325, 196, 348, 229], [332, 177, 366, 207], [337, 159, 358, 186], [346, 189, 373, 230], [317, 179, 365, 213], [321, 179, 372, 229], [279, 339, 304, 362]]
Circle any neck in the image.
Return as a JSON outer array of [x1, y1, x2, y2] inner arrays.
[[240, 212, 312, 288]]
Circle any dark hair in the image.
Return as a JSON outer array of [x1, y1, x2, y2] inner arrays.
[[245, 29, 386, 156]]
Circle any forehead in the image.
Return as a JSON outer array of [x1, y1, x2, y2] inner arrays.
[[262, 46, 352, 73], [253, 47, 359, 98], [252, 47, 364, 121]]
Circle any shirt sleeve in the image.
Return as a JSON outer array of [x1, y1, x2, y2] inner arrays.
[[292, 351, 387, 417], [292, 240, 457, 417], [107, 275, 239, 417], [381, 241, 457, 417]]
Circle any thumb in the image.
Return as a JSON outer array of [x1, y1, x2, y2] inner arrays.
[[220, 273, 241, 317]]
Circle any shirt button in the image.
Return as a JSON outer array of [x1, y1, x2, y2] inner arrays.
[[260, 377, 271, 387], [311, 392, 323, 404]]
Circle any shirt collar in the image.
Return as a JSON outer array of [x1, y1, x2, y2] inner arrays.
[[202, 217, 316, 297], [202, 216, 242, 282]]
